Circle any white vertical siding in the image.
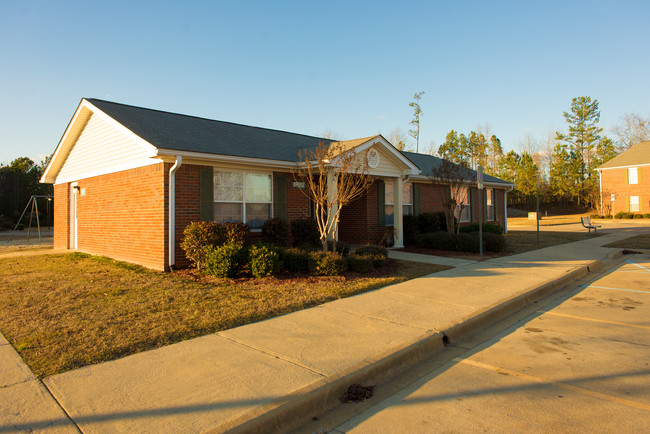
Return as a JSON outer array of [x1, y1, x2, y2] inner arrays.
[[56, 113, 155, 181]]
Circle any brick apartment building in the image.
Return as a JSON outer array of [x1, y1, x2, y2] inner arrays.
[[597, 141, 650, 216], [41, 98, 514, 271]]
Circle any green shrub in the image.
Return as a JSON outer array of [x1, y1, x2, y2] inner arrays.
[[16, 223, 25, 231], [417, 212, 447, 234], [347, 254, 374, 273], [291, 218, 320, 247], [605, 214, 613, 219], [280, 248, 311, 272], [623, 213, 635, 219], [249, 243, 281, 278], [483, 232, 506, 252], [634, 213, 644, 219], [224, 222, 250, 245], [456, 233, 479, 253], [589, 214, 600, 219], [309, 251, 348, 276], [327, 240, 350, 255], [614, 211, 625, 219], [644, 213, 650, 219], [204, 242, 248, 278], [180, 221, 227, 269], [261, 217, 289, 247], [459, 222, 503, 235], [370, 253, 387, 268], [354, 245, 388, 257], [416, 231, 456, 250], [403, 214, 419, 246]]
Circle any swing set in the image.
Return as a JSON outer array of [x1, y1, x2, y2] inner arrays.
[[6, 195, 53, 243]]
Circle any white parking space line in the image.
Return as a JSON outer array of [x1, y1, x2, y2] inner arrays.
[[624, 259, 650, 272], [541, 311, 650, 331], [454, 358, 650, 412], [580, 284, 650, 295]]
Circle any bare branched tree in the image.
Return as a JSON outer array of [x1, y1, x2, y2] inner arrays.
[[611, 112, 650, 150], [294, 141, 374, 251], [430, 159, 475, 234]]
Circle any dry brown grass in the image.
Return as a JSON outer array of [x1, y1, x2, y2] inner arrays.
[[604, 234, 650, 250], [503, 230, 599, 255], [0, 252, 448, 378], [507, 213, 591, 227]]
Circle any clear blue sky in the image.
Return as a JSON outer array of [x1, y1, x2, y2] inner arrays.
[[1, 0, 648, 165]]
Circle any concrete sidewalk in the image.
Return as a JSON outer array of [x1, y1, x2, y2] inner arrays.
[[1, 228, 645, 433]]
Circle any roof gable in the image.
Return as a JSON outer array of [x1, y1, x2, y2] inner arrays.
[[598, 141, 650, 170], [86, 98, 333, 162]]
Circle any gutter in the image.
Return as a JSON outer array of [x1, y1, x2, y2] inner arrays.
[[168, 155, 182, 269]]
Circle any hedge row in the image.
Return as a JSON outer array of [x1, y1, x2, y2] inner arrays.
[[416, 231, 505, 253]]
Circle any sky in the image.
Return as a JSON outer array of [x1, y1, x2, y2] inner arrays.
[[1, 0, 649, 166]]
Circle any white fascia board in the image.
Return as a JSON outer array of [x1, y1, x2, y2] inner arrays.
[[154, 148, 296, 169], [352, 136, 420, 175], [598, 162, 650, 171], [40, 100, 91, 184], [52, 158, 161, 185], [40, 98, 159, 184], [409, 174, 515, 188], [83, 99, 158, 157]]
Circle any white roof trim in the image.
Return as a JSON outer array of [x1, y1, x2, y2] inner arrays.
[[597, 162, 650, 171], [41, 98, 158, 184], [155, 148, 297, 168], [346, 135, 420, 175], [52, 158, 161, 185]]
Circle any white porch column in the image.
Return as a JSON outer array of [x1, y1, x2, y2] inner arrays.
[[327, 170, 339, 241], [393, 176, 404, 248]]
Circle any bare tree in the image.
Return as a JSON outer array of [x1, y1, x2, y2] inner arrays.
[[294, 142, 374, 251], [387, 127, 409, 151], [430, 159, 475, 234], [321, 128, 343, 140], [611, 112, 650, 150]]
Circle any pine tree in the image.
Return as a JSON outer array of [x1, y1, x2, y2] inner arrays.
[[556, 96, 603, 207]]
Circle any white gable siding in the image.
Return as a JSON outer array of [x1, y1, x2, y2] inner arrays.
[[56, 113, 157, 183]]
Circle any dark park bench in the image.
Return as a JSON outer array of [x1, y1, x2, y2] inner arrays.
[[581, 216, 601, 234]]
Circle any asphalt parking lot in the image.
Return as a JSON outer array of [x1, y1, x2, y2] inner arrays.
[[332, 253, 650, 433]]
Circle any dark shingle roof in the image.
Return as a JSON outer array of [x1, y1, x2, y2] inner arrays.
[[402, 151, 512, 185], [87, 98, 332, 162], [86, 98, 512, 186]]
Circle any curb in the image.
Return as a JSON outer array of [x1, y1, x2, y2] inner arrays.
[[218, 252, 622, 433]]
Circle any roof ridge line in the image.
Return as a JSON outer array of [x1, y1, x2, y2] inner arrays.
[[85, 97, 334, 142]]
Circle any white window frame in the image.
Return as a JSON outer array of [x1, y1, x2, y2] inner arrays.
[[455, 187, 471, 223], [213, 170, 273, 230], [629, 195, 640, 212], [486, 188, 494, 221], [385, 182, 413, 226], [628, 167, 638, 184]]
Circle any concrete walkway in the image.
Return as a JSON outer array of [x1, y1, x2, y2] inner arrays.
[[1, 227, 647, 433], [387, 249, 477, 267]]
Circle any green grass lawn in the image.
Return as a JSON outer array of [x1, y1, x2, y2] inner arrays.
[[0, 253, 448, 378]]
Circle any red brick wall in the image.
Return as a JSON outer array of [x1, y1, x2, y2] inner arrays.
[[417, 182, 445, 213], [70, 164, 167, 270], [600, 166, 650, 215], [339, 180, 383, 245], [53, 183, 70, 249], [276, 172, 311, 222]]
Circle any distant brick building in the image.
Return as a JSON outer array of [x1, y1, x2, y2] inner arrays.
[[597, 141, 650, 216], [42, 98, 514, 270]]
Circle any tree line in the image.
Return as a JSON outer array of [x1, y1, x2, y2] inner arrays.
[[435, 96, 649, 211], [0, 157, 53, 228]]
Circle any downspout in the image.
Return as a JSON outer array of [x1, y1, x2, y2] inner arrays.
[[504, 185, 514, 233], [168, 156, 182, 270], [598, 169, 603, 216]]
